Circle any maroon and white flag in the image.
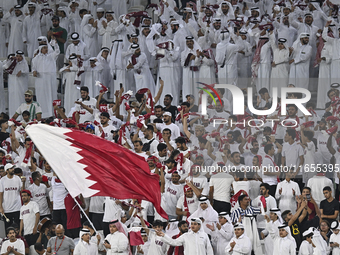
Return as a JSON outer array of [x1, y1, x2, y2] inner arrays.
[[26, 124, 168, 219]]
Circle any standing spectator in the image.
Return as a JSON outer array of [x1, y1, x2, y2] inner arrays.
[[0, 163, 22, 229], [281, 129, 304, 190], [209, 167, 234, 213], [0, 227, 25, 255], [19, 190, 40, 250], [32, 41, 60, 118], [103, 220, 130, 255], [3, 5, 24, 55], [47, 224, 75, 254], [262, 143, 281, 196], [28, 171, 51, 219], [307, 172, 334, 206], [275, 169, 301, 214], [225, 223, 252, 255], [22, 3, 41, 58], [50, 176, 68, 230], [6, 51, 29, 117], [320, 186, 339, 225]]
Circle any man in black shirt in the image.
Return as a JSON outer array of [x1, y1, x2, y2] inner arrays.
[[282, 199, 308, 251], [0, 119, 9, 144], [320, 186, 339, 225], [163, 94, 178, 123]]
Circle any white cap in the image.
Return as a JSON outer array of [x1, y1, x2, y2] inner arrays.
[[4, 163, 15, 171]]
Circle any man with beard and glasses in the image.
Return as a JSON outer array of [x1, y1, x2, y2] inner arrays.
[[167, 221, 189, 255], [47, 224, 74, 254], [12, 90, 42, 121], [47, 16, 67, 70], [0, 164, 23, 229]]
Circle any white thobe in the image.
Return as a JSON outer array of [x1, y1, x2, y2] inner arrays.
[[216, 39, 240, 88], [271, 235, 296, 255], [156, 48, 180, 107], [95, 17, 107, 52], [129, 52, 155, 96], [3, 12, 24, 55], [322, 27, 340, 84], [74, 240, 99, 255], [98, 19, 119, 48], [162, 230, 214, 255], [298, 240, 313, 255], [275, 179, 301, 214], [105, 231, 129, 255], [211, 222, 234, 255], [316, 41, 332, 109], [83, 62, 103, 97], [112, 0, 127, 20], [330, 232, 340, 255], [65, 41, 90, 61], [31, 43, 60, 117], [83, 24, 98, 58], [196, 53, 216, 85], [60, 66, 80, 114], [0, 19, 9, 58], [6, 59, 29, 117], [269, 34, 289, 93], [23, 11, 42, 58], [0, 61, 4, 113], [256, 40, 271, 93], [225, 234, 252, 255], [289, 43, 312, 89], [97, 55, 113, 97], [181, 48, 200, 103]]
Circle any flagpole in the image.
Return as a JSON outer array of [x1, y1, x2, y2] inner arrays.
[[73, 197, 98, 233]]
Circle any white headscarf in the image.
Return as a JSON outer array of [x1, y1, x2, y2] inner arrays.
[[310, 227, 327, 255], [166, 220, 180, 237], [80, 14, 93, 41]]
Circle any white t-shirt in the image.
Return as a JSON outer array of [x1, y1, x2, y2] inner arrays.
[[0, 239, 25, 255], [209, 172, 234, 203], [20, 201, 40, 235], [103, 197, 131, 222], [102, 124, 117, 141], [28, 183, 50, 216], [147, 231, 169, 255], [163, 181, 184, 216], [74, 97, 97, 123], [0, 175, 22, 213], [141, 137, 159, 155], [176, 194, 199, 220], [89, 196, 105, 214], [232, 181, 251, 196], [51, 177, 68, 210], [282, 141, 304, 176], [155, 123, 181, 140], [15, 102, 42, 121]]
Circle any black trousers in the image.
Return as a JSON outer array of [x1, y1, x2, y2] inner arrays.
[[89, 212, 104, 231], [268, 185, 277, 197], [213, 200, 231, 214], [52, 209, 67, 230], [4, 211, 20, 230], [24, 233, 39, 246]]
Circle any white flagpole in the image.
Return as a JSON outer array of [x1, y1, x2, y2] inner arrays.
[[73, 197, 98, 233]]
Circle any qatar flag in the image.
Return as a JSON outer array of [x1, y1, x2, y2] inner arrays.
[[26, 124, 168, 219]]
